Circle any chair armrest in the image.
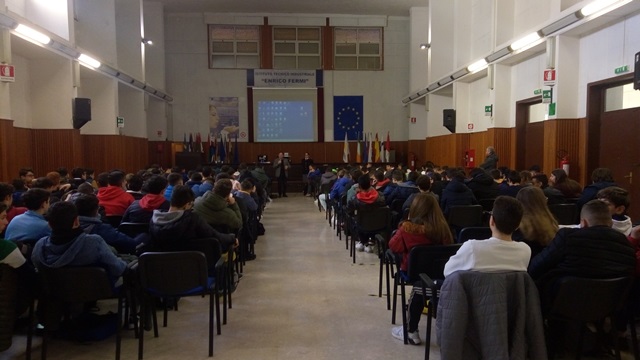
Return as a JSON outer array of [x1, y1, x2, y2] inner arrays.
[[419, 273, 435, 289]]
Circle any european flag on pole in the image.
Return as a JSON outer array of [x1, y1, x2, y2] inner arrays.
[[333, 96, 363, 141]]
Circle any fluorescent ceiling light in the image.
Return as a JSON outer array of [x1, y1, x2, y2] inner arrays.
[[486, 47, 512, 62], [142, 38, 153, 45], [78, 53, 101, 69], [467, 59, 488, 73], [510, 32, 541, 51], [15, 24, 51, 44], [580, 0, 620, 16], [419, 43, 430, 50]]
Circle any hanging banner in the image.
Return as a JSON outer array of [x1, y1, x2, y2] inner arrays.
[[247, 69, 323, 88], [209, 97, 239, 137]]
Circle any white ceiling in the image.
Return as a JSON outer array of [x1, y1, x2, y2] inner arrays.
[[147, 0, 428, 17]]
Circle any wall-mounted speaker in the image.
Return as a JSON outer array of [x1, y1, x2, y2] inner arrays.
[[73, 98, 91, 129], [634, 51, 639, 91], [443, 109, 456, 133]]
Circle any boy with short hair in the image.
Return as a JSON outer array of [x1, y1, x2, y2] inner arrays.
[[4, 188, 51, 241], [444, 196, 530, 277], [596, 186, 632, 235]]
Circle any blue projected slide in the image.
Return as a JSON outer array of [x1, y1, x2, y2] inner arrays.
[[257, 101, 314, 142]]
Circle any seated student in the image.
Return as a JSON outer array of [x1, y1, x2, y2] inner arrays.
[[528, 199, 636, 312], [63, 182, 95, 203], [514, 186, 559, 258], [5, 188, 51, 241], [45, 171, 72, 201], [596, 186, 632, 236], [347, 174, 386, 252], [382, 170, 404, 200], [465, 167, 499, 202], [577, 167, 616, 209], [193, 179, 242, 232], [164, 172, 184, 201], [31, 201, 128, 285], [548, 168, 582, 200], [11, 179, 28, 208], [122, 175, 170, 224], [346, 169, 364, 203], [97, 170, 135, 216], [0, 182, 27, 225], [385, 170, 419, 207], [373, 170, 391, 193], [233, 179, 259, 260], [498, 170, 524, 198], [149, 185, 236, 252], [186, 171, 203, 189], [69, 167, 87, 189], [0, 203, 36, 319], [125, 173, 145, 200], [19, 168, 35, 190], [306, 164, 322, 196], [402, 175, 438, 214], [389, 194, 453, 345], [31, 177, 60, 204], [440, 168, 477, 217], [75, 194, 141, 254], [444, 196, 531, 277], [318, 169, 348, 212], [193, 166, 213, 196]]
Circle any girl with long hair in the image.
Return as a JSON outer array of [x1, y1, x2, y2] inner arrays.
[[388, 193, 453, 345], [515, 186, 559, 256]]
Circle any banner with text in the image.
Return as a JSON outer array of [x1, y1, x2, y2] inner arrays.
[[247, 69, 323, 88]]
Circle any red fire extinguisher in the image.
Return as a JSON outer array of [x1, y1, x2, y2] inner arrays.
[[409, 152, 416, 171], [558, 150, 570, 175]]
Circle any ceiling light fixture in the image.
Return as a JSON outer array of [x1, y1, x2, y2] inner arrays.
[[580, 0, 620, 16], [142, 38, 153, 45], [419, 43, 430, 50], [15, 24, 51, 44]]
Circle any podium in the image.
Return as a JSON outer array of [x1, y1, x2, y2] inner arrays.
[[175, 152, 203, 170]]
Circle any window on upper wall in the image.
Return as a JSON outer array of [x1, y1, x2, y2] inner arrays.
[[208, 25, 260, 69], [272, 27, 322, 70], [334, 27, 383, 71]]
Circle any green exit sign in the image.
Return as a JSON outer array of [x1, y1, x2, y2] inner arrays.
[[533, 89, 542, 95], [614, 65, 629, 74]]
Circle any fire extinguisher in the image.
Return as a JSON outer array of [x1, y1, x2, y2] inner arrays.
[[409, 152, 416, 171], [558, 150, 570, 175]]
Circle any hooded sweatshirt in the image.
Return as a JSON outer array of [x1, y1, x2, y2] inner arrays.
[[97, 186, 134, 216], [348, 188, 385, 210], [79, 215, 139, 254], [466, 171, 499, 201], [193, 191, 242, 231], [31, 227, 127, 282], [440, 179, 477, 216], [149, 209, 235, 252], [320, 171, 338, 185], [122, 194, 170, 224], [612, 215, 632, 236]]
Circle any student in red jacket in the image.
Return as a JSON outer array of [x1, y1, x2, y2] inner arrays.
[[388, 193, 453, 345], [97, 171, 134, 216]]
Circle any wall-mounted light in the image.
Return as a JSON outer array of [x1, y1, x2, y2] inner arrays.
[[580, 0, 621, 16], [509, 31, 542, 51], [15, 24, 51, 45], [419, 43, 430, 50], [142, 38, 153, 45], [78, 53, 101, 69], [467, 59, 488, 73]]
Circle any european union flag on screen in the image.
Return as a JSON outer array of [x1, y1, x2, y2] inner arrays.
[[334, 96, 363, 141]]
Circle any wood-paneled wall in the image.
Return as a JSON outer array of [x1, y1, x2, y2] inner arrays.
[[425, 128, 515, 169], [542, 118, 585, 185], [82, 135, 149, 174]]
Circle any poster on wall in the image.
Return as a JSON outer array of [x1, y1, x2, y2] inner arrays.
[[209, 97, 240, 137]]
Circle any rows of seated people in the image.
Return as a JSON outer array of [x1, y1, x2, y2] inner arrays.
[[0, 163, 270, 354], [314, 162, 639, 356]]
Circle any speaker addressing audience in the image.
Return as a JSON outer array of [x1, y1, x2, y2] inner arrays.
[[478, 146, 498, 170], [273, 152, 290, 198]]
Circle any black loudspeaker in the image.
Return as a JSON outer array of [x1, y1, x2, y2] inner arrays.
[[73, 98, 91, 129], [443, 109, 456, 133], [634, 51, 640, 90]]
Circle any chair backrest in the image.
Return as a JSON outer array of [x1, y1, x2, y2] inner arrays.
[[117, 222, 149, 237], [548, 203, 578, 225], [406, 244, 462, 283], [40, 266, 115, 303], [390, 199, 404, 212], [478, 198, 495, 212], [457, 227, 492, 244], [184, 238, 223, 274], [105, 215, 123, 228], [549, 276, 633, 322], [447, 205, 483, 228], [0, 265, 17, 351], [355, 206, 391, 233], [138, 251, 209, 296]]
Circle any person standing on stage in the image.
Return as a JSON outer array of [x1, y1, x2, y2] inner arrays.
[[301, 152, 314, 196], [274, 152, 291, 198]]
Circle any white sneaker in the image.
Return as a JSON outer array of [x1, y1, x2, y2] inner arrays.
[[391, 326, 421, 345], [365, 245, 377, 253], [355, 242, 365, 252], [364, 245, 372, 253]]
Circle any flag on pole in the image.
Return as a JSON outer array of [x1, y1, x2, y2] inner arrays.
[[373, 133, 380, 162], [209, 133, 216, 163], [380, 141, 386, 163], [356, 132, 362, 163], [218, 134, 226, 162], [367, 133, 373, 163], [362, 133, 368, 163], [183, 133, 188, 152], [385, 131, 391, 164], [188, 133, 194, 152], [342, 132, 350, 163], [233, 133, 239, 165]]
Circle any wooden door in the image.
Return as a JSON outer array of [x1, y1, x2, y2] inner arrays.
[[516, 97, 544, 171], [599, 106, 640, 220]]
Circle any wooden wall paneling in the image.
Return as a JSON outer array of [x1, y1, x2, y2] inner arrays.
[[425, 134, 457, 167], [543, 120, 559, 176], [83, 135, 149, 174], [488, 128, 515, 170], [555, 118, 581, 182], [9, 127, 34, 179], [468, 132, 487, 160], [577, 118, 588, 186], [0, 119, 9, 181], [31, 129, 82, 177], [455, 133, 470, 168], [148, 141, 173, 168]]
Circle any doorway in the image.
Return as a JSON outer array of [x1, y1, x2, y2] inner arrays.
[[515, 96, 544, 171], [588, 75, 640, 221]]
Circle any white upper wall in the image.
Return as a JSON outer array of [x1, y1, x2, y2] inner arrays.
[[74, 0, 117, 67], [143, 1, 166, 89], [165, 13, 410, 142], [115, 0, 143, 79], [6, 0, 70, 40]]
